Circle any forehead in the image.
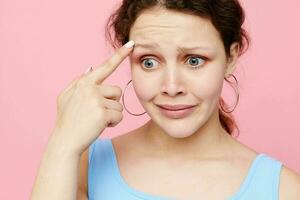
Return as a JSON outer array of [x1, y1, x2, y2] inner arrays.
[[129, 7, 222, 48]]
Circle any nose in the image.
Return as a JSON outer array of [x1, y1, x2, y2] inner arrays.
[[161, 67, 187, 97]]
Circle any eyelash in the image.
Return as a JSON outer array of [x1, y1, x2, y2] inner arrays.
[[139, 54, 208, 70]]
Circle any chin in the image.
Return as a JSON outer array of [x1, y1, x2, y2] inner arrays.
[[152, 113, 207, 139], [160, 122, 203, 138]]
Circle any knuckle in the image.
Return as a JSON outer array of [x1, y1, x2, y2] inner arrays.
[[114, 49, 123, 58], [97, 97, 106, 108], [76, 75, 93, 88], [113, 85, 122, 96], [119, 113, 124, 120], [117, 102, 123, 111], [73, 85, 92, 99], [105, 59, 114, 68], [76, 78, 86, 87]]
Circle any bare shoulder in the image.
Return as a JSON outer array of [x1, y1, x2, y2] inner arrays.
[[279, 164, 300, 200]]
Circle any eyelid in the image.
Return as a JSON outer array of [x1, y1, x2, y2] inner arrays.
[[139, 55, 160, 62], [185, 54, 208, 61], [141, 57, 158, 64], [139, 54, 207, 62]]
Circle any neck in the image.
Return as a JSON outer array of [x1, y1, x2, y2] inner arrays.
[[140, 109, 234, 160]]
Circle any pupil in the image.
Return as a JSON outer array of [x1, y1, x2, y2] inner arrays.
[[145, 60, 153, 68], [190, 58, 198, 65]]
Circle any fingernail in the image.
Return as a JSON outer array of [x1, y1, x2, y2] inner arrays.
[[124, 40, 135, 48], [84, 66, 93, 74]]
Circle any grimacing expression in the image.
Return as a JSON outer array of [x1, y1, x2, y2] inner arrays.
[[128, 7, 237, 138]]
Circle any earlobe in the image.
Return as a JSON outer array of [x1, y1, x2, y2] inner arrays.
[[225, 42, 239, 77]]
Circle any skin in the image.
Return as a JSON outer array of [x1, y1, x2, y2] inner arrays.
[[109, 6, 300, 199], [30, 5, 300, 200], [127, 6, 240, 160], [109, 7, 261, 199]]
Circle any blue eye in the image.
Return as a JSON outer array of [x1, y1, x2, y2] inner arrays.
[[141, 58, 158, 69], [186, 56, 206, 69], [140, 55, 206, 70]]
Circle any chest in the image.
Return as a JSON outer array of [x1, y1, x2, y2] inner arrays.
[[117, 153, 254, 200]]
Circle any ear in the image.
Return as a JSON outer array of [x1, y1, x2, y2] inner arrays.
[[225, 42, 240, 78]]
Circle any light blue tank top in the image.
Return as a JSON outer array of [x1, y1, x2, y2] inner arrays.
[[88, 138, 283, 200]]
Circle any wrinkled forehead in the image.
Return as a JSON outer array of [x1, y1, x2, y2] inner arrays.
[[129, 8, 222, 50]]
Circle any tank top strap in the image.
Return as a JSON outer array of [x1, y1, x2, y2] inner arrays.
[[239, 153, 283, 200], [88, 138, 173, 200], [88, 138, 113, 199]]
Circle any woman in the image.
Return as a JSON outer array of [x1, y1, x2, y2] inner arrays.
[[30, 0, 300, 199]]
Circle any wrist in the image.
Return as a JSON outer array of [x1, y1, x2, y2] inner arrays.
[[47, 130, 82, 159]]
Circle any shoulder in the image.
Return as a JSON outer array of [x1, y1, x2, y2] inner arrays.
[[279, 165, 300, 200]]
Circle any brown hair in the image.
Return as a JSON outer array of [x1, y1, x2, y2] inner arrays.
[[105, 0, 250, 137]]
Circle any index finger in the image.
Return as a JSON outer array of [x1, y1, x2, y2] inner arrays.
[[87, 40, 135, 84]]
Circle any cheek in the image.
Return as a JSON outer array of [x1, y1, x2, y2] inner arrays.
[[194, 80, 223, 100], [131, 69, 159, 101], [190, 67, 225, 100]]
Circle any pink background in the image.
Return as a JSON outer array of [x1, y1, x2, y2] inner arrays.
[[1, 0, 299, 199]]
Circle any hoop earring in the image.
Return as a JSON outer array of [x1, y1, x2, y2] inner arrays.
[[122, 79, 147, 116], [122, 75, 239, 116], [221, 74, 240, 113]]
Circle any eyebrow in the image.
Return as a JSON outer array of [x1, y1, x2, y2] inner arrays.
[[134, 42, 215, 53]]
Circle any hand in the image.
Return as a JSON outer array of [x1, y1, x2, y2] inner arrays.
[[52, 40, 135, 154]]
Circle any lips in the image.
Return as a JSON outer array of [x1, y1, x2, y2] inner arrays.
[[156, 104, 197, 119], [157, 104, 196, 111]]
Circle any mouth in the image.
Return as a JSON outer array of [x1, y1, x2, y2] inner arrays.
[[156, 104, 197, 119]]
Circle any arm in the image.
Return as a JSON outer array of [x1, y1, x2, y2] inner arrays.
[[30, 131, 82, 200], [76, 146, 89, 200]]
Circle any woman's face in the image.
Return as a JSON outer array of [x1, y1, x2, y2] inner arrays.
[[129, 7, 237, 138]]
